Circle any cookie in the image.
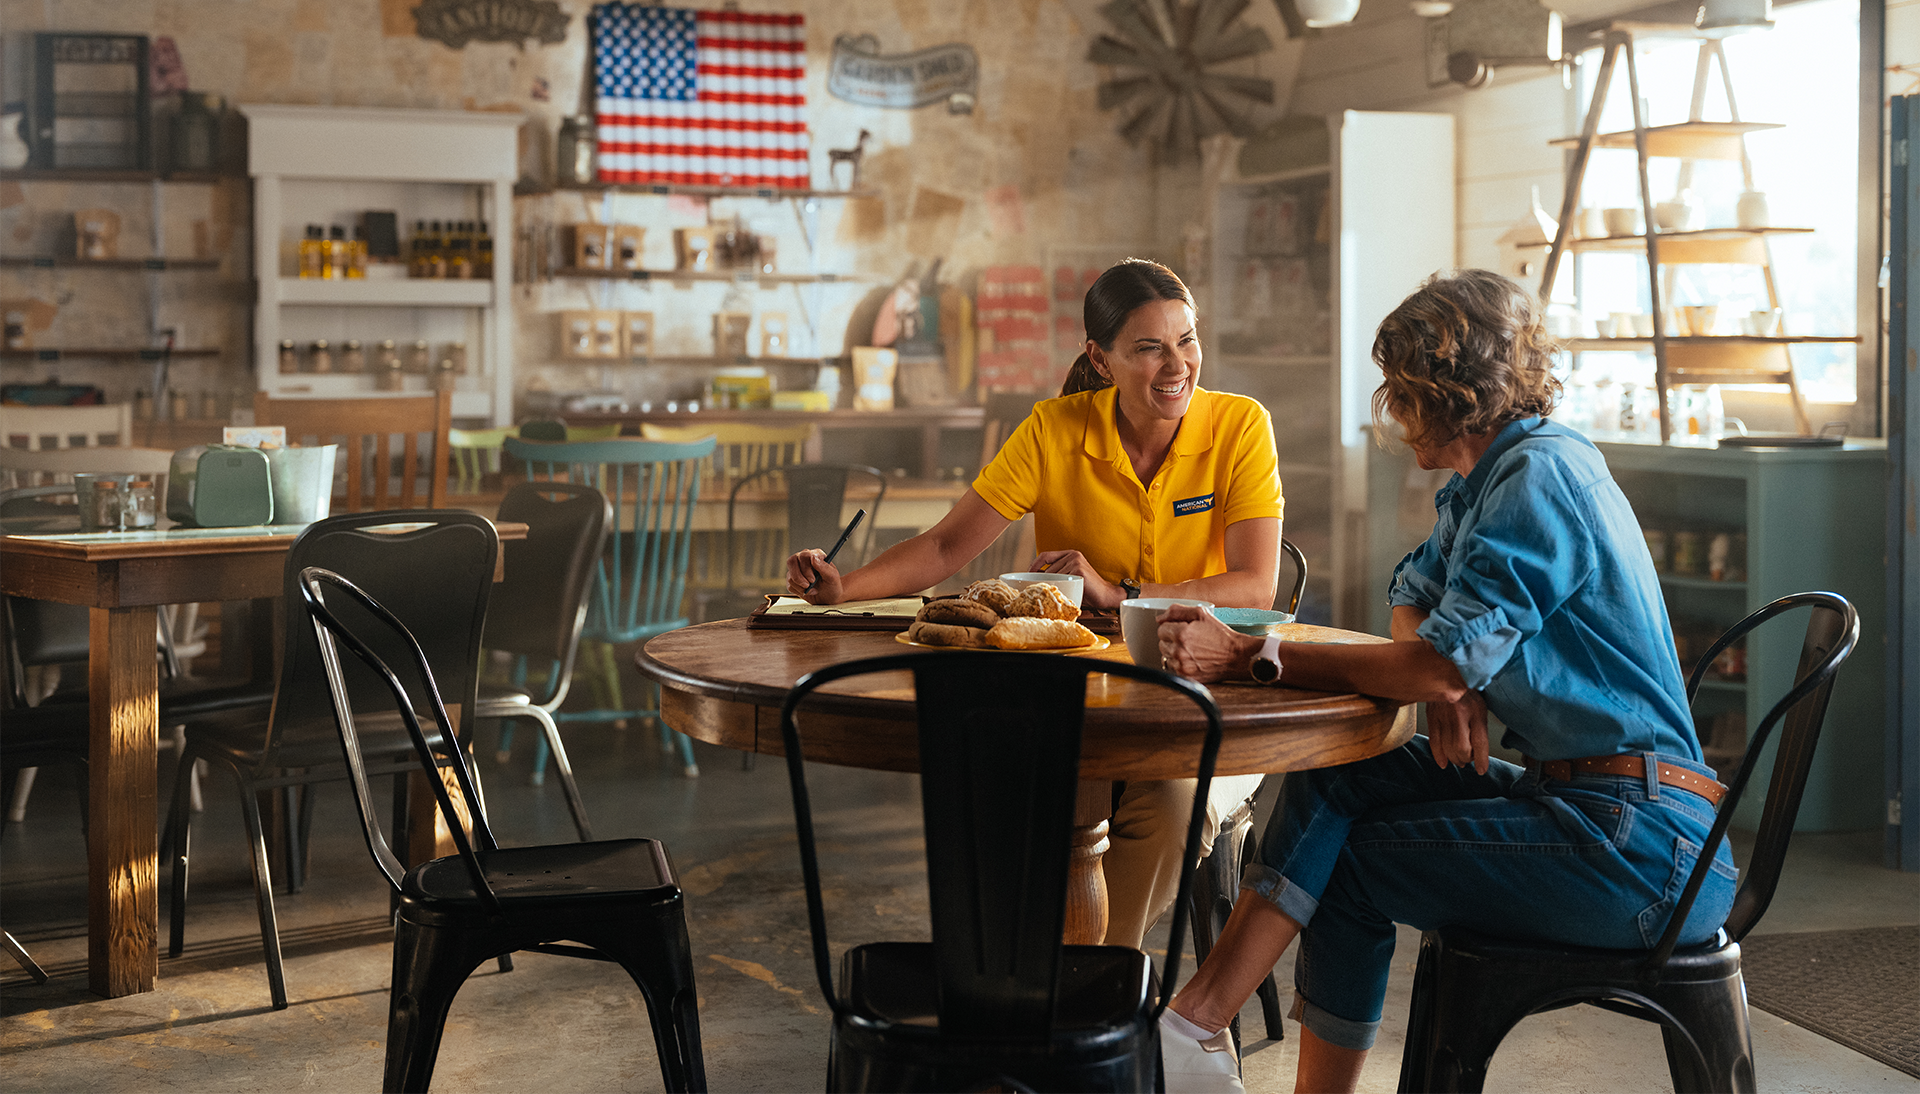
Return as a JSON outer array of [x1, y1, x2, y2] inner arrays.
[[1007, 582, 1079, 621], [908, 619, 990, 648], [984, 616, 1098, 650], [960, 578, 1018, 615], [917, 598, 1000, 629]]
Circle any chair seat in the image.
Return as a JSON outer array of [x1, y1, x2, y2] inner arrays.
[[841, 941, 1153, 1036], [405, 838, 679, 910], [1427, 924, 1743, 991], [476, 682, 536, 708]]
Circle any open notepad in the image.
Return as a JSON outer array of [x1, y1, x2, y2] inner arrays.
[[746, 596, 927, 630]]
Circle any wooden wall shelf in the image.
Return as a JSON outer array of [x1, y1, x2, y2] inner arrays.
[[549, 266, 862, 286], [1548, 120, 1783, 160], [0, 256, 221, 270], [1, 347, 221, 361], [528, 181, 873, 201]]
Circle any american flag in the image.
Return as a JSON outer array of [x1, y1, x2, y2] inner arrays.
[[592, 4, 810, 189]]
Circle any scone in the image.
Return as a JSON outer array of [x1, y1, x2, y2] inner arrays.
[[1007, 582, 1079, 621], [907, 619, 990, 648], [918, 597, 1001, 629], [985, 616, 1098, 650], [960, 578, 1018, 615]]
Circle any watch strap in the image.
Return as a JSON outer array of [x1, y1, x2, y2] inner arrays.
[[1251, 633, 1283, 684]]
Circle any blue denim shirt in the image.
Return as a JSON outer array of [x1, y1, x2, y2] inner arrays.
[[1387, 418, 1699, 761]]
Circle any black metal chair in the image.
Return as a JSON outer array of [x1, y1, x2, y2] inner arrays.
[[297, 565, 705, 1094], [1183, 536, 1310, 1055], [166, 510, 499, 1010], [478, 482, 610, 837], [780, 651, 1224, 1092], [1396, 591, 1860, 1094]]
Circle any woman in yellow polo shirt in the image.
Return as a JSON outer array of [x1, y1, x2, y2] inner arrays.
[[786, 258, 1283, 948]]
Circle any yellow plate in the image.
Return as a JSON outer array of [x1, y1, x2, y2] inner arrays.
[[894, 632, 1110, 654]]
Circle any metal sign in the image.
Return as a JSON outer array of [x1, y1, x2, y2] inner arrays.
[[828, 34, 978, 111], [413, 0, 569, 49]]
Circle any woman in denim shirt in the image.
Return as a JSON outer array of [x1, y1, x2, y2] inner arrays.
[[1151, 269, 1737, 1093]]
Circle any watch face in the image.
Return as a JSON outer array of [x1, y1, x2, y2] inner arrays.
[[1251, 657, 1280, 684]]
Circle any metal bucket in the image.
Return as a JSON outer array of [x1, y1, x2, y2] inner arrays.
[[265, 445, 338, 525]]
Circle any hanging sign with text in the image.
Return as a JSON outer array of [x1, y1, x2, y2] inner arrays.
[[828, 34, 978, 112]]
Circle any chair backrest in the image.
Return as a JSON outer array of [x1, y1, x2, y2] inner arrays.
[[505, 436, 717, 645], [254, 391, 452, 512], [0, 442, 171, 493], [0, 403, 132, 450], [1281, 538, 1309, 616], [260, 510, 498, 768], [1648, 591, 1858, 971], [482, 482, 611, 705], [297, 566, 501, 906], [447, 426, 514, 497], [781, 652, 1223, 1037], [640, 422, 815, 485], [724, 463, 887, 593]]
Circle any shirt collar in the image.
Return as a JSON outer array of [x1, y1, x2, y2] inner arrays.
[[1452, 417, 1544, 505], [1083, 386, 1218, 464]]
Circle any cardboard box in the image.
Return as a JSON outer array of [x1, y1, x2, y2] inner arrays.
[[851, 346, 897, 411], [565, 223, 610, 269], [675, 227, 714, 271], [612, 225, 645, 270], [713, 312, 751, 358], [759, 311, 789, 357], [559, 310, 622, 358], [621, 311, 653, 358]]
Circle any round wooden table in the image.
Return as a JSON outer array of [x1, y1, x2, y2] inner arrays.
[[637, 618, 1416, 942]]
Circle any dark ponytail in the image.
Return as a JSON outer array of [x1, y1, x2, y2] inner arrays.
[[1058, 258, 1196, 397]]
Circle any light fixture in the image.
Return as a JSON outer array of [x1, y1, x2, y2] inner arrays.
[[1428, 0, 1561, 88], [1696, 0, 1774, 36], [1273, 0, 1359, 37]]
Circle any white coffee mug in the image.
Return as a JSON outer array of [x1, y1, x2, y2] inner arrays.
[[1736, 191, 1769, 229], [1120, 598, 1213, 668]]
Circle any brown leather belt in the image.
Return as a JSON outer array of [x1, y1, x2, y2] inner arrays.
[[1526, 754, 1726, 809]]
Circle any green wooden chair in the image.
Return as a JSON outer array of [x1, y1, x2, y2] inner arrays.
[[503, 435, 717, 776]]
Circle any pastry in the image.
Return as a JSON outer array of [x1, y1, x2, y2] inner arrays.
[[960, 578, 1018, 615], [1007, 582, 1078, 621], [917, 598, 1001, 629], [984, 616, 1098, 650], [907, 619, 990, 648]]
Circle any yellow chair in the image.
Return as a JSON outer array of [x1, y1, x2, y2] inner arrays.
[[639, 423, 817, 604], [448, 426, 514, 498]]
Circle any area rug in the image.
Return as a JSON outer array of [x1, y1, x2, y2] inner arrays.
[[1741, 925, 1919, 1078]]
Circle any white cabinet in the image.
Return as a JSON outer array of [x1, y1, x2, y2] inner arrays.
[[1204, 111, 1454, 627], [242, 104, 519, 423]]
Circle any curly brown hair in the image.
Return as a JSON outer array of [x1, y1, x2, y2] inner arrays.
[[1369, 269, 1562, 451]]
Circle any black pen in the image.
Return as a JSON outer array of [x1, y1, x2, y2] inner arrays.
[[805, 508, 866, 593]]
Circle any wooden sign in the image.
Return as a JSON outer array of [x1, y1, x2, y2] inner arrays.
[[828, 33, 977, 112]]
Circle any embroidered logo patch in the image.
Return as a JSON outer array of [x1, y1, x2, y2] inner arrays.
[[1173, 493, 1215, 516]]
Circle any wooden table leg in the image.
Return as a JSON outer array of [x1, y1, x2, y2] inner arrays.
[[1064, 778, 1113, 945], [89, 605, 158, 998]]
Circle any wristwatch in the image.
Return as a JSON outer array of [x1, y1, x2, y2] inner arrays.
[[1120, 577, 1142, 601], [1250, 633, 1284, 685]]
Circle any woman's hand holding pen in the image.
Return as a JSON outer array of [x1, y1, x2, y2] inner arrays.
[[1032, 550, 1129, 609], [786, 549, 844, 604]]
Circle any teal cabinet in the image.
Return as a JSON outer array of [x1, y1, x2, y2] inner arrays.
[[1599, 441, 1888, 832]]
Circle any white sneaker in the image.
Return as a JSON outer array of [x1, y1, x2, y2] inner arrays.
[[1158, 1010, 1244, 1093]]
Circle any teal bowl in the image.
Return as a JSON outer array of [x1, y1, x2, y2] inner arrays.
[[1211, 607, 1295, 635]]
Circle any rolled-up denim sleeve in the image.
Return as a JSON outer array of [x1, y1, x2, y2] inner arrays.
[[1414, 455, 1595, 691], [1387, 538, 1447, 612]]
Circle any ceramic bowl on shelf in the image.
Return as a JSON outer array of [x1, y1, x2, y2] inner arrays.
[[1681, 305, 1719, 336]]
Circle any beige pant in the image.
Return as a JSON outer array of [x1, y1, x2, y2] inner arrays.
[[1099, 772, 1267, 948]]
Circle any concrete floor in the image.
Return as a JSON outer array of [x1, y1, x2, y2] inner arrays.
[[4, 718, 1917, 1093]]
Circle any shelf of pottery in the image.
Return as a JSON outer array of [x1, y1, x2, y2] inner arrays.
[[1533, 27, 1859, 445], [515, 185, 867, 414]]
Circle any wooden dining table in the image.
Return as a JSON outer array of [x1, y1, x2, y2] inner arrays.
[[0, 519, 525, 999], [636, 618, 1417, 944]]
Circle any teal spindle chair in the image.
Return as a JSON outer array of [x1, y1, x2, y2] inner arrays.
[[504, 435, 716, 775]]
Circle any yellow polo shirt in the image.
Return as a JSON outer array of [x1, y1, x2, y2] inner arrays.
[[972, 386, 1283, 585]]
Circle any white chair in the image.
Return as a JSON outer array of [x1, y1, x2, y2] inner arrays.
[[0, 403, 134, 452]]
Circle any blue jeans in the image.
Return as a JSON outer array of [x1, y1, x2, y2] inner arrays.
[[1239, 738, 1738, 1051]]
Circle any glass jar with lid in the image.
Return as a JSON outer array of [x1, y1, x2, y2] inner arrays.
[[278, 339, 299, 373], [406, 339, 431, 374], [339, 339, 366, 373], [309, 339, 333, 373], [375, 339, 405, 391], [445, 341, 468, 374]]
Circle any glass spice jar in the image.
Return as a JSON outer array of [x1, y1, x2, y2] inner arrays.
[[339, 339, 366, 373], [433, 357, 458, 391], [278, 339, 299, 374], [375, 339, 405, 391], [445, 341, 468, 374], [309, 339, 333, 374], [406, 339, 431, 374]]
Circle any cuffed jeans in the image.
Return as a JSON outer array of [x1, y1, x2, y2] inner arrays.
[[1239, 737, 1737, 1050]]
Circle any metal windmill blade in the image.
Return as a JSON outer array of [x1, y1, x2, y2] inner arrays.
[[1089, 0, 1276, 162]]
